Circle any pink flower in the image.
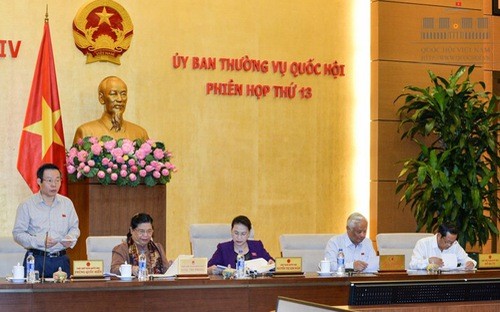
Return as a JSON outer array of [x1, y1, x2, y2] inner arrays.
[[128, 159, 136, 166], [161, 169, 170, 176], [77, 172, 82, 179], [139, 160, 146, 167], [140, 142, 152, 154], [104, 140, 116, 151], [120, 170, 127, 177], [68, 147, 78, 160], [78, 162, 85, 169], [91, 143, 102, 155], [130, 165, 138, 173], [83, 166, 91, 173], [153, 148, 164, 160], [111, 173, 118, 181], [139, 169, 147, 177], [88, 160, 95, 167], [67, 165, 76, 174], [106, 168, 112, 174], [112, 164, 118, 170], [111, 148, 124, 159], [145, 165, 154, 172], [97, 171, 105, 179], [135, 149, 146, 160], [121, 164, 128, 171], [115, 156, 124, 164], [153, 171, 161, 179], [121, 140, 134, 154], [151, 161, 162, 171], [77, 150, 88, 162], [129, 173, 137, 181], [89, 136, 99, 144], [102, 158, 110, 166]]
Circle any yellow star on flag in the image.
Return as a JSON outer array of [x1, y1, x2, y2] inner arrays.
[[96, 7, 114, 26], [22, 96, 64, 158]]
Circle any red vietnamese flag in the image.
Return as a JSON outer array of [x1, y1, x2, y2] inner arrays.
[[17, 19, 67, 195]]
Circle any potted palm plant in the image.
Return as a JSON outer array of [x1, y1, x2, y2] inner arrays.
[[395, 65, 500, 249]]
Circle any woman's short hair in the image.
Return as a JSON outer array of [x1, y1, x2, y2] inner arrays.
[[231, 215, 252, 231]]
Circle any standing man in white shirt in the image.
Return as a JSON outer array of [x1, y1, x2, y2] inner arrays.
[[13, 163, 80, 278], [324, 212, 378, 272], [409, 223, 476, 270]]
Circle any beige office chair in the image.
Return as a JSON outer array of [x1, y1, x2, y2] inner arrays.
[[279, 234, 337, 273], [189, 224, 255, 259], [86, 236, 126, 273], [0, 237, 27, 277], [376, 233, 434, 269]]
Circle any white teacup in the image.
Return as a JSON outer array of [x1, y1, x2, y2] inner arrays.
[[12, 264, 24, 279], [119, 263, 132, 277], [319, 260, 330, 273]]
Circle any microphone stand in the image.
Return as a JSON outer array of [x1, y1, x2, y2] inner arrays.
[[41, 232, 48, 283]]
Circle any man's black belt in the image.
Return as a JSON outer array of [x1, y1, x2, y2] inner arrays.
[[29, 249, 66, 258]]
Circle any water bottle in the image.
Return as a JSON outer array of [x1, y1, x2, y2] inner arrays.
[[236, 252, 245, 278], [138, 252, 147, 281], [26, 252, 36, 283], [336, 248, 345, 275]]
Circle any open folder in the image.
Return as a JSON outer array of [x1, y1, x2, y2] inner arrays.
[[150, 255, 194, 278]]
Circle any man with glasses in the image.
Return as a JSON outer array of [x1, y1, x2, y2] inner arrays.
[[409, 223, 476, 270], [13, 163, 80, 278]]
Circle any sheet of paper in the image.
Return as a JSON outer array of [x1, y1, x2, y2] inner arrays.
[[150, 254, 193, 278], [441, 254, 458, 270], [245, 258, 275, 273]]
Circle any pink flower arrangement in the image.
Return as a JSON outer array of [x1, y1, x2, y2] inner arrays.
[[66, 136, 176, 187]]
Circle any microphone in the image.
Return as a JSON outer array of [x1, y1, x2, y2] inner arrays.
[[41, 232, 48, 283]]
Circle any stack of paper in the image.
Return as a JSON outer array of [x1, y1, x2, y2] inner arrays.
[[245, 258, 275, 273]]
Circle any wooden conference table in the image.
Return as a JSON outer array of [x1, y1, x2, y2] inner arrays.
[[1, 270, 500, 312]]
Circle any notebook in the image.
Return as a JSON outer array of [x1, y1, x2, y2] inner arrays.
[[378, 255, 405, 272]]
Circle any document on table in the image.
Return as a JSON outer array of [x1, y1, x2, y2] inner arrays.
[[442, 254, 458, 270], [150, 254, 194, 278], [245, 258, 275, 273]]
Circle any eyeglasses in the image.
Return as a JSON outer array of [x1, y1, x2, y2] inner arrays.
[[135, 229, 154, 235], [43, 178, 62, 184], [441, 237, 457, 246]]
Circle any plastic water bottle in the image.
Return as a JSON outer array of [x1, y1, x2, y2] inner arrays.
[[336, 248, 345, 275], [26, 252, 36, 283], [236, 252, 245, 278], [138, 252, 147, 281]]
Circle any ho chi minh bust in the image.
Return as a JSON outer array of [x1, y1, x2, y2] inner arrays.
[[73, 76, 149, 144]]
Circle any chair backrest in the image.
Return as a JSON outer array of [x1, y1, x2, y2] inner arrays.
[[189, 224, 254, 259], [279, 234, 336, 273], [376, 233, 434, 269], [86, 236, 126, 273], [0, 237, 26, 277]]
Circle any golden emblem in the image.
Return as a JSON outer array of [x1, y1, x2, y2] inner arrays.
[[73, 0, 133, 65]]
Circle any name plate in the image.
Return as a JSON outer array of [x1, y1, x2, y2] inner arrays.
[[178, 257, 208, 275], [275, 257, 302, 273], [72, 260, 104, 277], [479, 254, 500, 268]]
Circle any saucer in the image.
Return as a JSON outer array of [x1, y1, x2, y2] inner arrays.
[[117, 275, 134, 281], [317, 271, 333, 276], [7, 277, 26, 283]]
